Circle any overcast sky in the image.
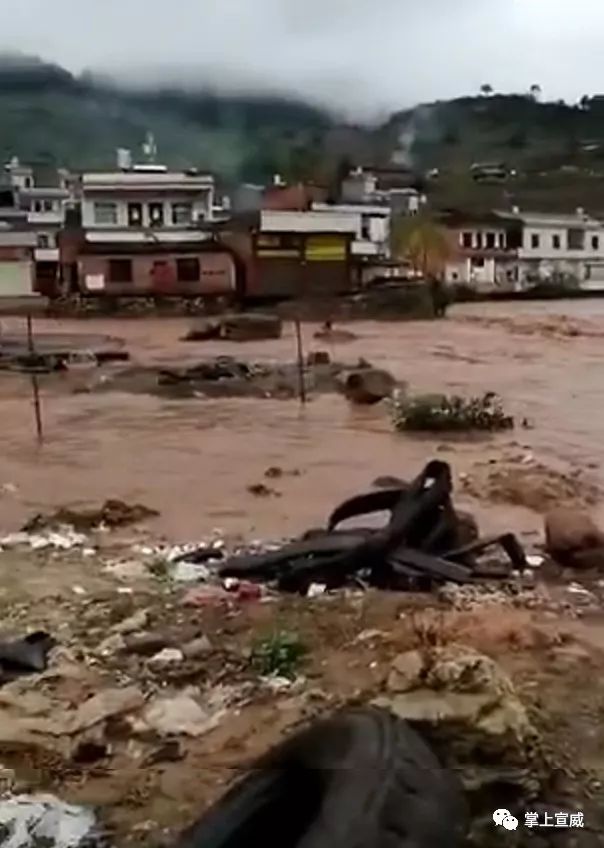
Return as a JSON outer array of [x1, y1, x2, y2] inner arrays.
[[0, 0, 601, 119]]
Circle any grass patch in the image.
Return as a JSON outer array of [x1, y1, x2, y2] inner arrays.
[[393, 391, 514, 433], [251, 631, 308, 679]]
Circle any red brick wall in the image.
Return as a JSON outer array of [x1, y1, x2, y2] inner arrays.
[[78, 251, 236, 296]]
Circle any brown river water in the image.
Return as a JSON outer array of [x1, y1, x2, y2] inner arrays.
[[1, 299, 604, 541]]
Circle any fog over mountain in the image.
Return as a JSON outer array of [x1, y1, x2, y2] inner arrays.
[[1, 0, 603, 119]]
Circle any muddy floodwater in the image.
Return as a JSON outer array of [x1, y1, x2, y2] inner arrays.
[[1, 299, 604, 541]]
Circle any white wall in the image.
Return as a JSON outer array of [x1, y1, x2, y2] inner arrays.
[[81, 190, 213, 228], [261, 209, 359, 234]]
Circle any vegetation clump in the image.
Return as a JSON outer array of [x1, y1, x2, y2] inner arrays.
[[392, 391, 514, 433], [251, 631, 308, 679]]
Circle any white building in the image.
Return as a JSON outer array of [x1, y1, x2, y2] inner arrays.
[[4, 158, 71, 264], [311, 203, 391, 258], [503, 210, 604, 288], [80, 165, 215, 235], [441, 213, 519, 290]]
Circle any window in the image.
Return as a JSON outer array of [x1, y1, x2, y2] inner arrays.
[[128, 203, 143, 227], [24, 177, 33, 189], [471, 257, 485, 268], [149, 202, 164, 227], [361, 219, 371, 240], [486, 232, 496, 249], [592, 235, 600, 250], [108, 259, 133, 283], [552, 234, 561, 249], [567, 228, 585, 250], [37, 234, 52, 248], [171, 203, 193, 225], [33, 200, 43, 213], [177, 257, 200, 282], [530, 233, 540, 249], [94, 202, 118, 225], [475, 232, 483, 249], [42, 199, 54, 213], [461, 232, 473, 248]]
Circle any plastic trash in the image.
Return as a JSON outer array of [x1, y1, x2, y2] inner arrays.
[[0, 794, 103, 848]]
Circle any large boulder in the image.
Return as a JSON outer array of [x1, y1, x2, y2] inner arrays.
[[373, 644, 545, 830], [544, 508, 604, 568], [375, 645, 538, 761], [343, 368, 396, 405]]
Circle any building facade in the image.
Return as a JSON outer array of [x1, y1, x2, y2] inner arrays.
[[79, 166, 215, 230], [440, 211, 521, 290], [504, 210, 604, 287], [54, 163, 237, 299]]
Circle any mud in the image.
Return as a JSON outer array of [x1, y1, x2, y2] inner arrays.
[[2, 302, 604, 542], [2, 301, 604, 844]]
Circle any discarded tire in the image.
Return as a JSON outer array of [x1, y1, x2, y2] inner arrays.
[[175, 708, 467, 848]]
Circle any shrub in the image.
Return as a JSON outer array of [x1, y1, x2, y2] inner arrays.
[[392, 391, 514, 432]]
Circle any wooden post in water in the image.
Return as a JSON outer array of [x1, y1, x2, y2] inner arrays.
[[26, 314, 44, 444], [294, 317, 307, 405]]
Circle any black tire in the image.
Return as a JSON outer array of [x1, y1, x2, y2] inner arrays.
[[175, 708, 467, 848]]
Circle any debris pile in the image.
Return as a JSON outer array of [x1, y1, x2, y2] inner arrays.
[[392, 391, 514, 432], [184, 312, 283, 342], [0, 794, 106, 848], [218, 460, 527, 593], [22, 499, 159, 533]]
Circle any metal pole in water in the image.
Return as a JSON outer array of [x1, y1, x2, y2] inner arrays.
[[26, 314, 44, 444], [294, 317, 307, 405]]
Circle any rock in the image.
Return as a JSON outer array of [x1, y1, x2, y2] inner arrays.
[[545, 508, 604, 567], [374, 645, 539, 767], [104, 559, 149, 581], [343, 368, 396, 405], [141, 693, 226, 737], [182, 636, 213, 659], [386, 649, 425, 692], [124, 633, 171, 657], [567, 546, 604, 570], [69, 687, 145, 734], [95, 634, 127, 657], [112, 609, 149, 635], [147, 648, 184, 670]]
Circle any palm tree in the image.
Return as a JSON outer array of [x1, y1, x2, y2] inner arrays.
[[480, 84, 494, 97], [393, 214, 453, 278]]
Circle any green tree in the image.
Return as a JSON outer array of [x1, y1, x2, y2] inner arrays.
[[393, 214, 453, 278], [480, 84, 494, 97]]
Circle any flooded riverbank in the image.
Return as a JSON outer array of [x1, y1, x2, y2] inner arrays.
[[1, 300, 603, 541]]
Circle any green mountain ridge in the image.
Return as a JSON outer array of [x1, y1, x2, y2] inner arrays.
[[4, 57, 604, 210]]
